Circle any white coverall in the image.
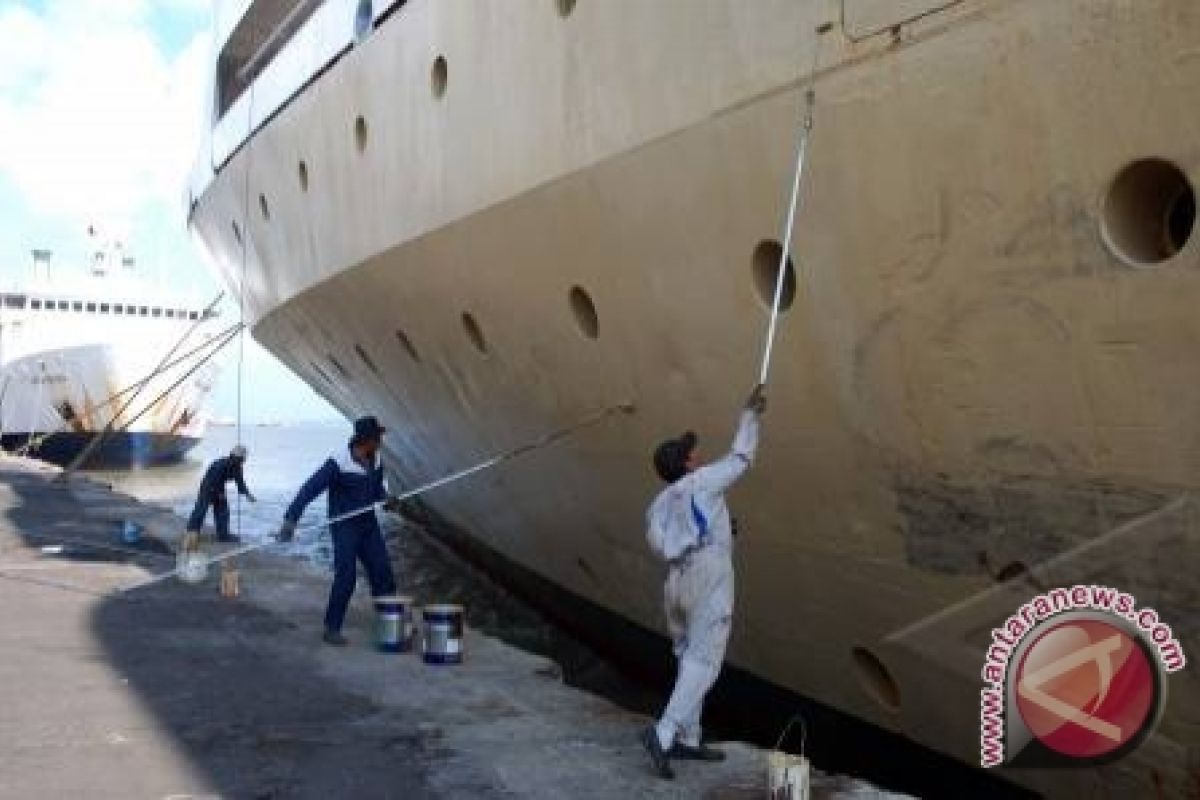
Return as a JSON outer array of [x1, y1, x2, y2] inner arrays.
[[647, 409, 759, 750]]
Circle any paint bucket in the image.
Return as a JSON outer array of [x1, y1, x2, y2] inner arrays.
[[119, 520, 142, 545], [767, 715, 810, 800], [176, 550, 208, 584], [421, 604, 464, 664], [374, 595, 414, 652]]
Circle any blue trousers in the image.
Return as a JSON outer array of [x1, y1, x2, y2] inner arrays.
[[187, 493, 229, 537], [325, 526, 397, 633]]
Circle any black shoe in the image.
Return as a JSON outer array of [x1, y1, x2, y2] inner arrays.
[[641, 727, 674, 780], [322, 629, 348, 647], [669, 742, 726, 762], [216, 533, 242, 544]]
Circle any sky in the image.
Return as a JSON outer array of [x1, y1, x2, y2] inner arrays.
[[0, 0, 337, 424]]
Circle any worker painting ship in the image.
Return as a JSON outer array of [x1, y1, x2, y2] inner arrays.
[[0, 230, 221, 468], [186, 1, 1200, 796]]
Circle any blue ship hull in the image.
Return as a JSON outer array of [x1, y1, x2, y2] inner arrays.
[[2, 432, 200, 469]]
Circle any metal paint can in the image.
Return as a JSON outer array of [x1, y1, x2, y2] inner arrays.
[[374, 595, 414, 652], [421, 604, 464, 665]]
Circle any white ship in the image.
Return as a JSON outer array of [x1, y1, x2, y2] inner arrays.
[[186, 2, 1199, 796], [0, 234, 220, 468]]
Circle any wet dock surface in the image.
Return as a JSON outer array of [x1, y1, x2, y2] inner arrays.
[[0, 455, 901, 799]]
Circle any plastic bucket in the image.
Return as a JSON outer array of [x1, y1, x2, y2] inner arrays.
[[421, 604, 464, 665], [177, 551, 208, 584], [374, 595, 415, 652]]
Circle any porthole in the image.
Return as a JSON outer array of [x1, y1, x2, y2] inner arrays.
[[1102, 158, 1195, 267], [752, 240, 796, 311], [431, 56, 448, 99], [232, 220, 243, 246], [354, 0, 373, 41], [259, 193, 270, 221], [568, 286, 599, 339], [556, 0, 577, 18], [354, 116, 368, 153], [851, 646, 900, 712], [298, 160, 309, 191], [396, 327, 421, 362], [461, 312, 487, 354]]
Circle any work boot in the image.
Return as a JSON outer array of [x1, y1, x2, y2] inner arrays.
[[322, 629, 348, 647], [669, 742, 726, 761], [642, 727, 674, 780]]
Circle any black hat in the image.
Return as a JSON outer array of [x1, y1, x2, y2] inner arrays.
[[652, 431, 697, 483], [352, 416, 386, 442]]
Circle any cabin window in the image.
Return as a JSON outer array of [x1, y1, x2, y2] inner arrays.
[[114, 304, 124, 314], [188, 311, 199, 320], [100, 303, 110, 313], [166, 309, 176, 318], [31, 299, 42, 310], [86, 303, 96, 312], [72, 302, 83, 311], [3, 295, 25, 309], [57, 300, 68, 311], [139, 306, 148, 316], [152, 307, 162, 318]]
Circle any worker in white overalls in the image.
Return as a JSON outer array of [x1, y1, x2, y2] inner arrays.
[[642, 385, 765, 779]]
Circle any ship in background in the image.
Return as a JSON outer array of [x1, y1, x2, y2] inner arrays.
[[186, 1, 1199, 796], [0, 230, 220, 468]]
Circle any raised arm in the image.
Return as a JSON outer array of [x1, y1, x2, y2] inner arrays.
[[690, 386, 765, 494], [233, 461, 252, 498]]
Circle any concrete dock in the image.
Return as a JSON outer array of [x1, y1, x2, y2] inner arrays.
[[0, 455, 901, 799]]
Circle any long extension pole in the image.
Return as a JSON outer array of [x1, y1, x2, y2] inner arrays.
[[757, 22, 832, 386], [118, 402, 636, 592]]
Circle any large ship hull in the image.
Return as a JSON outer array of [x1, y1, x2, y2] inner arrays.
[[189, 1, 1200, 796], [0, 431, 200, 468]]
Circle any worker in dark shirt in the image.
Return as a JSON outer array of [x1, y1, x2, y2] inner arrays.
[[278, 417, 400, 646], [186, 445, 255, 543]]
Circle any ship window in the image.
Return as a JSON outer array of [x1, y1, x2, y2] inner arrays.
[[1102, 158, 1196, 267], [114, 304, 124, 314], [166, 309, 176, 318], [100, 303, 110, 313], [3, 295, 24, 309], [461, 312, 488, 354], [139, 306, 148, 316], [31, 299, 41, 310], [152, 307, 162, 318], [86, 303, 96, 313], [72, 301, 83, 311], [56, 300, 67, 310], [396, 327, 421, 362], [431, 56, 448, 99], [328, 355, 351, 379], [354, 344, 380, 374], [568, 286, 599, 339], [751, 239, 797, 312], [354, 115, 368, 153], [189, 311, 199, 320], [556, 0, 577, 17]]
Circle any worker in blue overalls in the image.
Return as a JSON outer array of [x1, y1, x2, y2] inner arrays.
[[186, 445, 255, 543], [278, 416, 400, 646]]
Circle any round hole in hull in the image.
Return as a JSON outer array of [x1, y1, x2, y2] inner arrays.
[[752, 240, 796, 311], [431, 56, 448, 99], [1102, 158, 1195, 267], [851, 646, 900, 712], [462, 312, 487, 354], [568, 286, 599, 339]]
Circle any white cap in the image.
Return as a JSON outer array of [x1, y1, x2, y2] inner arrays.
[[231, 445, 248, 460]]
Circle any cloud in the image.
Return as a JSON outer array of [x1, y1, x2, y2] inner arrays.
[[0, 0, 211, 238]]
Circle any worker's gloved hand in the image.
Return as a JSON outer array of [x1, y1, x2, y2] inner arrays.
[[745, 383, 767, 415], [383, 494, 402, 514], [276, 519, 296, 542]]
